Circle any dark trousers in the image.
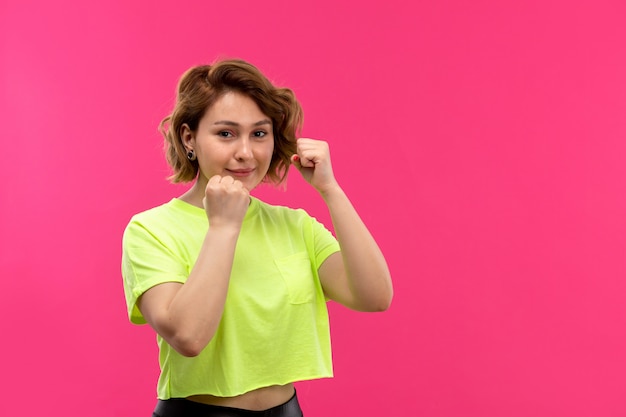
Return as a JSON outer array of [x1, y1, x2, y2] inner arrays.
[[152, 391, 303, 417]]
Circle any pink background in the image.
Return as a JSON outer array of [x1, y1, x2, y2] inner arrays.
[[2, 0, 625, 415]]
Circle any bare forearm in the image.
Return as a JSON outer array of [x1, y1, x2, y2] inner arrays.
[[321, 186, 393, 311], [159, 226, 240, 355]]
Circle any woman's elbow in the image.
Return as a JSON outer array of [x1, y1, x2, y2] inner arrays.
[[174, 343, 204, 357], [169, 332, 213, 357], [367, 293, 393, 312], [355, 288, 393, 312], [370, 276, 393, 312]]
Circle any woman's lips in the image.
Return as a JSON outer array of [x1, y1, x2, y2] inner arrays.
[[226, 168, 255, 177]]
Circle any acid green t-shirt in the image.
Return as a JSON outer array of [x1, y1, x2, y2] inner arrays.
[[122, 197, 340, 398]]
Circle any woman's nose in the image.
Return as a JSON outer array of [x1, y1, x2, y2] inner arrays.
[[234, 138, 253, 160]]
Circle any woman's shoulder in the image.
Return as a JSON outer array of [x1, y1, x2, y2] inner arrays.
[[130, 198, 204, 223], [253, 197, 312, 221], [124, 199, 206, 242]]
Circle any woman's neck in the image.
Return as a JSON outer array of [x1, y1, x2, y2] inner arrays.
[[178, 179, 207, 209]]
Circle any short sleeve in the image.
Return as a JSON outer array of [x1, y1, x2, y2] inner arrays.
[[121, 218, 189, 324], [308, 215, 341, 270]]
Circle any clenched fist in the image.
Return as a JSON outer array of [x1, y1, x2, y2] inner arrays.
[[202, 175, 250, 229], [290, 138, 339, 195]]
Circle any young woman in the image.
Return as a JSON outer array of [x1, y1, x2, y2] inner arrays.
[[122, 59, 393, 417]]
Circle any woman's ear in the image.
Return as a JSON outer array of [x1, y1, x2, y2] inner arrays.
[[180, 123, 194, 151]]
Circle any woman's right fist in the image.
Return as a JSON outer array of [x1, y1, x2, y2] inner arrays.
[[202, 175, 250, 229]]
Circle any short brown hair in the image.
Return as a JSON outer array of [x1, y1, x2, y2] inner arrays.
[[159, 59, 303, 184]]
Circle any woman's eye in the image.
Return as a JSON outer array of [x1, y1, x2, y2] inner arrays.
[[218, 131, 234, 138], [253, 131, 267, 137]]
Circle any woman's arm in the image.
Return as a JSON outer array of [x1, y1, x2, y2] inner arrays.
[[291, 139, 393, 312], [137, 175, 250, 357]]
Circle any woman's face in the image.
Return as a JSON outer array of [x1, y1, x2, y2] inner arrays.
[[186, 91, 275, 191]]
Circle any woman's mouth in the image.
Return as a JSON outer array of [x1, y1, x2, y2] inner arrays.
[[226, 168, 255, 177]]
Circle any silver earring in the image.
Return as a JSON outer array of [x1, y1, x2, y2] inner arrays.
[[186, 150, 197, 161]]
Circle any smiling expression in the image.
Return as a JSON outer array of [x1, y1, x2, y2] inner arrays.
[[184, 91, 275, 191]]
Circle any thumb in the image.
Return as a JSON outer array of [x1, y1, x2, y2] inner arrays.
[[290, 154, 303, 170]]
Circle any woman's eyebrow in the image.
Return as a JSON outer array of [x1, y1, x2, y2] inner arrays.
[[213, 119, 272, 127]]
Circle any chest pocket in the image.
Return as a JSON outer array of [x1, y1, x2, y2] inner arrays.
[[274, 252, 316, 304]]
